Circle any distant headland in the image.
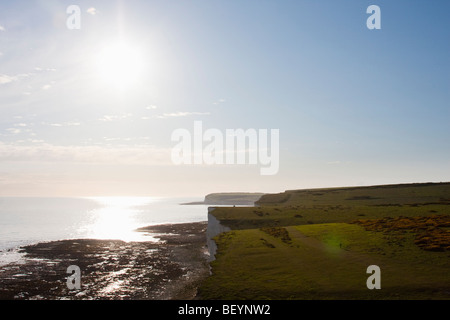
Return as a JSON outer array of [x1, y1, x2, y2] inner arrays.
[[181, 193, 265, 206]]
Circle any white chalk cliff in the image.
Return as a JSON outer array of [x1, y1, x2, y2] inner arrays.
[[206, 207, 231, 262]]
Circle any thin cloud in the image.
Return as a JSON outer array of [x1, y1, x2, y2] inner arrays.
[[0, 142, 171, 166], [99, 113, 133, 122], [65, 122, 81, 127], [6, 128, 21, 135], [157, 112, 211, 119], [0, 75, 14, 84], [0, 25, 5, 32], [87, 8, 98, 15], [35, 67, 57, 72], [0, 73, 33, 85], [213, 99, 226, 105], [42, 121, 81, 127]]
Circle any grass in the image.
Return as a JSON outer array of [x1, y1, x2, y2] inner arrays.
[[256, 182, 450, 207], [199, 223, 450, 299], [210, 203, 450, 230], [199, 182, 450, 300]]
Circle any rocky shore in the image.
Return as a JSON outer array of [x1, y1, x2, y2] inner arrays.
[[0, 222, 210, 300]]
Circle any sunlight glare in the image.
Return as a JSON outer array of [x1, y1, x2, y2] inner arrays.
[[85, 197, 156, 242], [94, 41, 145, 90]]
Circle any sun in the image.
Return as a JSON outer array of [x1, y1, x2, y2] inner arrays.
[[94, 41, 145, 90]]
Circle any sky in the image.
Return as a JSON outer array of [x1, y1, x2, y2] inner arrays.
[[0, 0, 449, 197]]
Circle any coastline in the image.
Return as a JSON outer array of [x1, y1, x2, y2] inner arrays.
[[0, 221, 210, 300]]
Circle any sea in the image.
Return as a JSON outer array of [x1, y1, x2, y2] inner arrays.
[[0, 196, 210, 266]]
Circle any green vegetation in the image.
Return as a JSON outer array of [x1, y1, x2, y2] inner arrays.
[[209, 182, 450, 230], [199, 183, 450, 300]]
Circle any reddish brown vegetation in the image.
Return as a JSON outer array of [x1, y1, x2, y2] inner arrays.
[[260, 227, 292, 244], [351, 215, 450, 252]]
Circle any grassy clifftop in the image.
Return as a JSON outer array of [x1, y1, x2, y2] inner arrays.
[[256, 182, 450, 206], [210, 182, 450, 230], [200, 182, 450, 300]]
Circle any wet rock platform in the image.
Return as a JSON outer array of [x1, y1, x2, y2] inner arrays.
[[0, 222, 210, 300]]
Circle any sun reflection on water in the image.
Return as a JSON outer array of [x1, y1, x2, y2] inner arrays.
[[84, 197, 157, 242]]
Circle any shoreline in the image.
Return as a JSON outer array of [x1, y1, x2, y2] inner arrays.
[[0, 221, 210, 300]]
